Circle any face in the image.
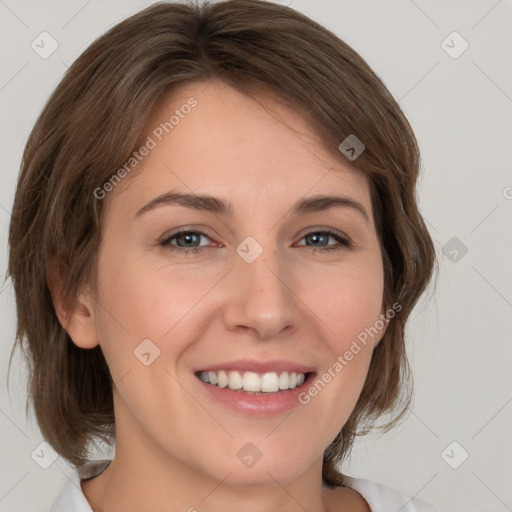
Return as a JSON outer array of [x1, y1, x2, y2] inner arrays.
[[73, 80, 386, 485]]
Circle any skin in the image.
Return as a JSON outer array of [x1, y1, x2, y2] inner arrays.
[[49, 79, 387, 512]]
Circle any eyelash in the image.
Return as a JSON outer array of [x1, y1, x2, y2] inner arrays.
[[159, 229, 353, 255]]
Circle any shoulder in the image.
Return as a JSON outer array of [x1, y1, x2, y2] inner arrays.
[[342, 475, 441, 512], [48, 459, 112, 512]]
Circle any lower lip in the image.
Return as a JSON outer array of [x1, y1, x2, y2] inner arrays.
[[195, 373, 316, 417]]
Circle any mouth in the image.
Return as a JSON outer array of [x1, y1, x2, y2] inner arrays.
[[192, 359, 317, 416], [194, 369, 315, 395]]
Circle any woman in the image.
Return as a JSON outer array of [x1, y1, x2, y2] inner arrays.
[[7, 1, 438, 510]]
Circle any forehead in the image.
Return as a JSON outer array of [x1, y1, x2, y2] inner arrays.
[[109, 80, 371, 217]]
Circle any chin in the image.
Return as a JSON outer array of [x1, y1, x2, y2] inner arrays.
[[198, 453, 311, 487]]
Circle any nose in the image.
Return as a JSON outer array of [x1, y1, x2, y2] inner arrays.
[[222, 245, 299, 341]]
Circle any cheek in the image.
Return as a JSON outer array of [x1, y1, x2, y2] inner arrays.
[[296, 264, 384, 421], [95, 244, 182, 333], [92, 249, 217, 378], [312, 262, 385, 350]]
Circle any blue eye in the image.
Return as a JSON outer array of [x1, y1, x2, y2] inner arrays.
[[159, 229, 352, 255], [296, 230, 352, 252], [159, 230, 211, 255]]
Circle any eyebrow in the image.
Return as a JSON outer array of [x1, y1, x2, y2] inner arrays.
[[135, 192, 369, 223]]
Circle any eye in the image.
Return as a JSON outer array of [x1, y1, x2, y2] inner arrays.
[[159, 229, 213, 255], [295, 229, 352, 252], [159, 228, 352, 255]]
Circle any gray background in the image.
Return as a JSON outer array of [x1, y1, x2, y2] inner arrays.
[[1, 1, 511, 511]]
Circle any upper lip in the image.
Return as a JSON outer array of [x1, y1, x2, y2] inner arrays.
[[194, 359, 315, 375]]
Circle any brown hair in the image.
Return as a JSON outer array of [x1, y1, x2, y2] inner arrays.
[[6, 0, 436, 487]]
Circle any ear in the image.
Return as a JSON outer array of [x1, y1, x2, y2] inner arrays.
[[46, 257, 100, 349]]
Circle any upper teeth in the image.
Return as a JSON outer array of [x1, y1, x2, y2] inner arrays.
[[199, 370, 306, 392]]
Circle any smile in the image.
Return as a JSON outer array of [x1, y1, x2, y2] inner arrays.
[[196, 370, 308, 393]]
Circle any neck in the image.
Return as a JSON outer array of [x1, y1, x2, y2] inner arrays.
[[82, 395, 336, 512], [84, 450, 332, 512]]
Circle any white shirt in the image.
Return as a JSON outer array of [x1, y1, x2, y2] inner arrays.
[[49, 459, 440, 512]]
